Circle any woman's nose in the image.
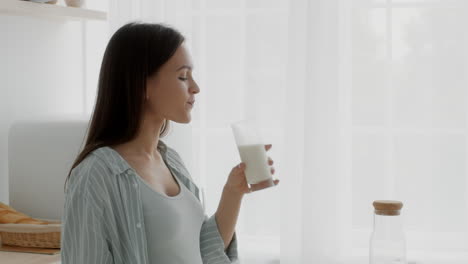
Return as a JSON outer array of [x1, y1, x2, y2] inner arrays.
[[191, 81, 200, 94]]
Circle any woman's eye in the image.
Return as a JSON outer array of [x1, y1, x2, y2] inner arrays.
[[179, 77, 188, 81]]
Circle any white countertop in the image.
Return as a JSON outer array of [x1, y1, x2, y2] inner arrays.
[[0, 251, 60, 264]]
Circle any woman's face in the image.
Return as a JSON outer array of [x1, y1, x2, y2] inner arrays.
[[145, 43, 200, 124]]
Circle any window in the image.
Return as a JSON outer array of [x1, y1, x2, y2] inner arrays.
[[351, 0, 468, 259]]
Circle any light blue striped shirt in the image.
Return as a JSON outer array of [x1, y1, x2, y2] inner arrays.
[[61, 140, 239, 264]]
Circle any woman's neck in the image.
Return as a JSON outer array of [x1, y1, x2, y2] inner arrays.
[[113, 115, 165, 161]]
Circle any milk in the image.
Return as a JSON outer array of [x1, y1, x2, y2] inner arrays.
[[237, 144, 271, 184]]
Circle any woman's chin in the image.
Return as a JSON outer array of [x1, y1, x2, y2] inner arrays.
[[171, 115, 191, 124]]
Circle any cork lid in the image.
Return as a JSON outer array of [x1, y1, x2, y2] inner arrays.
[[372, 200, 403, 216]]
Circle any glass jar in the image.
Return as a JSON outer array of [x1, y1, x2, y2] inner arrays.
[[369, 200, 407, 264]]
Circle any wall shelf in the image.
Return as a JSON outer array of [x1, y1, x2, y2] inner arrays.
[[0, 0, 107, 21]]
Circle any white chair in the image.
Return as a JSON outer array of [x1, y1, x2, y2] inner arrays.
[[8, 116, 193, 221]]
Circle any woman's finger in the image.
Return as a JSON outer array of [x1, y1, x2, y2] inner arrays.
[[236, 162, 246, 171], [265, 144, 272, 151]]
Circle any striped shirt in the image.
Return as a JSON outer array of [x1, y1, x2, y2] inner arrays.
[[61, 140, 239, 264]]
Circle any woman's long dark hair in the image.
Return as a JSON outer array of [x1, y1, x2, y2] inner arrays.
[[64, 22, 185, 192]]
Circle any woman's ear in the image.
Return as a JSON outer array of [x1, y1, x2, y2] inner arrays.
[[144, 86, 150, 101]]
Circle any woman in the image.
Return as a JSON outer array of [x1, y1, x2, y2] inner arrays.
[[61, 22, 278, 264]]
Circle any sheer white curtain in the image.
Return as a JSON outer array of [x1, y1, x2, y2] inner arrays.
[[104, 0, 468, 263], [282, 0, 352, 263], [284, 0, 468, 263]]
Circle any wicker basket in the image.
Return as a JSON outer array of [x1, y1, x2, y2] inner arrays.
[[0, 219, 61, 249]]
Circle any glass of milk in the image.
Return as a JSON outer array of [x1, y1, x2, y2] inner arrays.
[[231, 120, 275, 192]]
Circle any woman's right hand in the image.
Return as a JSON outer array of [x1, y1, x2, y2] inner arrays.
[[224, 144, 279, 195]]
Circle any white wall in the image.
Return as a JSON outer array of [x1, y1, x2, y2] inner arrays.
[[0, 0, 109, 204]]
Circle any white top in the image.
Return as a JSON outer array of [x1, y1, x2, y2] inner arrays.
[[137, 170, 205, 264]]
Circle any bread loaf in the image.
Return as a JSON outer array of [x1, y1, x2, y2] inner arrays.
[[0, 202, 48, 225]]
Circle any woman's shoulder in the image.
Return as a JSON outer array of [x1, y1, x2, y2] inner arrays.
[[73, 147, 118, 175], [67, 147, 125, 192]]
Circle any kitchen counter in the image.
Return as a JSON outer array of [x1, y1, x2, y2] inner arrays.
[[0, 251, 60, 264]]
